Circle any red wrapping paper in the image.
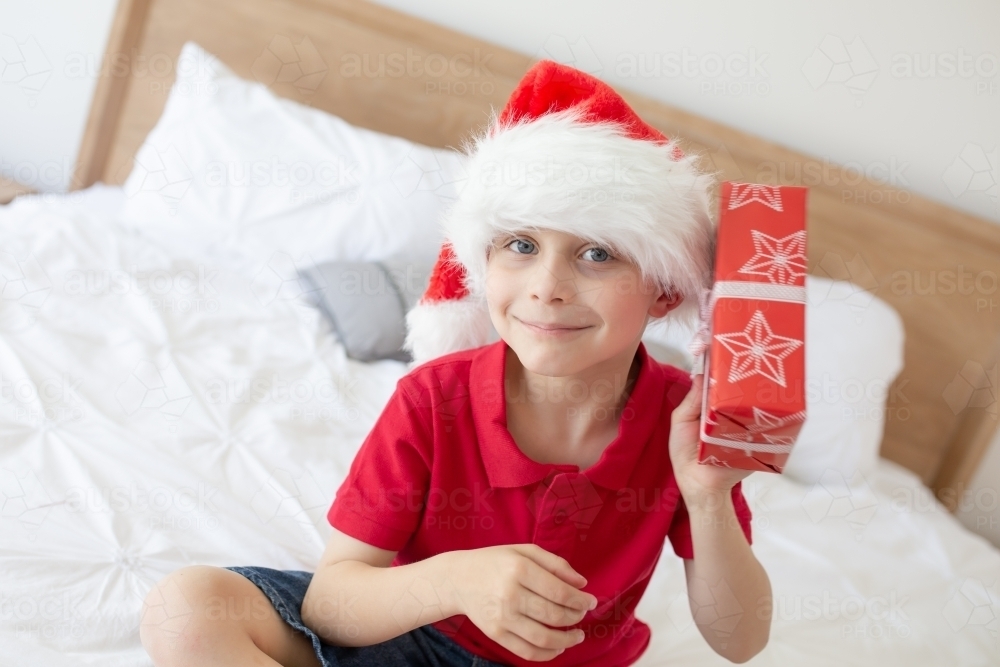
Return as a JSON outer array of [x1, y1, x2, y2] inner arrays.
[[693, 182, 808, 473]]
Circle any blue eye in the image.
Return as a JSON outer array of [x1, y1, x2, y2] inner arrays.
[[583, 247, 612, 262], [507, 238, 536, 254]]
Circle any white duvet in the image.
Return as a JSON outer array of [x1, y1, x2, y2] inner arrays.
[[0, 186, 997, 666]]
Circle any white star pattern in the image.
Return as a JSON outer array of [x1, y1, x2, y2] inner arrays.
[[747, 407, 807, 435], [700, 381, 806, 457], [738, 230, 807, 285], [728, 183, 784, 211], [716, 429, 759, 444], [700, 455, 733, 468], [714, 310, 803, 387]]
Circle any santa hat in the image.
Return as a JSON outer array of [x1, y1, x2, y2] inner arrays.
[[404, 59, 717, 365]]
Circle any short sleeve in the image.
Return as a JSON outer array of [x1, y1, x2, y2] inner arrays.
[[327, 380, 431, 551], [667, 480, 753, 560]]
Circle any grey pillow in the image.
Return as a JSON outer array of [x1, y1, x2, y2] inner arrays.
[[298, 257, 433, 362]]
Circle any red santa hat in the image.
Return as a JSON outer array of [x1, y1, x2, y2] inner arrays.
[[404, 59, 717, 364]]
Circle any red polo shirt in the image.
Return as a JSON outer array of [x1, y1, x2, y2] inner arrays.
[[327, 339, 753, 667]]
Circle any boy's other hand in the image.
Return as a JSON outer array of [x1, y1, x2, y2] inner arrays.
[[669, 373, 753, 503], [448, 544, 597, 662]]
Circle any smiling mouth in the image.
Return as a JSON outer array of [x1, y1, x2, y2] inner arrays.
[[515, 316, 592, 334]]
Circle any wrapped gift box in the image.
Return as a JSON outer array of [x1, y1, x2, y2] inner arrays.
[[692, 182, 808, 473]]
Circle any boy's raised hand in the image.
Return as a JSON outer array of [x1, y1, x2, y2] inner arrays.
[[668, 373, 754, 501], [450, 544, 597, 662]]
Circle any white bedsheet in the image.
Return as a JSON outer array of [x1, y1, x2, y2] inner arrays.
[[0, 186, 997, 666]]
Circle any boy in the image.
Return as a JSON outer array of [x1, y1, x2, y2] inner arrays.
[[141, 60, 771, 667]]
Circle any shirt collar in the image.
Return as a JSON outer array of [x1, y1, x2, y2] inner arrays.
[[469, 339, 664, 491]]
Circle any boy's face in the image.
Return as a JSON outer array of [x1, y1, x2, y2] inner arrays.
[[485, 228, 682, 377]]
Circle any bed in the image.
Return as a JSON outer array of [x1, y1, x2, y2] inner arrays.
[[2, 0, 999, 665]]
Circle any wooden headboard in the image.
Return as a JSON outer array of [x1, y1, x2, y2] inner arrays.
[[73, 0, 1000, 508]]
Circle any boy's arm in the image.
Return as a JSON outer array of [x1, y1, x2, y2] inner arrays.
[[302, 529, 593, 659], [301, 527, 463, 647], [303, 378, 457, 646], [681, 489, 771, 664], [668, 373, 771, 663]]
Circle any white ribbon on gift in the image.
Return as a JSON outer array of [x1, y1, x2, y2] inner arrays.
[[688, 280, 807, 361], [689, 279, 807, 454]]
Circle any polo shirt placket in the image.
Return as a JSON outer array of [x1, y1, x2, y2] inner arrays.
[[527, 469, 604, 560]]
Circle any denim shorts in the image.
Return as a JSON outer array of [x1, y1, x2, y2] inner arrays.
[[224, 566, 508, 667]]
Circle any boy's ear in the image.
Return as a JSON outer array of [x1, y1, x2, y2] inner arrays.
[[649, 287, 684, 318]]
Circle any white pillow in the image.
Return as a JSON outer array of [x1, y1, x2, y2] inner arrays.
[[118, 41, 466, 271], [643, 275, 906, 484]]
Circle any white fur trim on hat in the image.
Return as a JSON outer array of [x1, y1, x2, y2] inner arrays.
[[441, 107, 718, 332], [403, 296, 493, 365]]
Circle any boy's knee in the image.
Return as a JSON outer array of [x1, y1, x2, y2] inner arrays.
[[139, 565, 238, 663]]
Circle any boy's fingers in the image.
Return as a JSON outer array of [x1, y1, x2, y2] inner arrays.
[[518, 588, 589, 627], [514, 544, 587, 587], [673, 374, 704, 423], [506, 613, 585, 652], [519, 559, 597, 613], [495, 625, 574, 662]]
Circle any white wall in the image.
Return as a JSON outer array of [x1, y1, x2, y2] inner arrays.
[[0, 0, 119, 192], [1, 0, 998, 544], [2, 0, 998, 224], [365, 0, 999, 226]]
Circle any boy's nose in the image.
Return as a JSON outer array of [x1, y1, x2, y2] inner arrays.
[[528, 252, 578, 302]]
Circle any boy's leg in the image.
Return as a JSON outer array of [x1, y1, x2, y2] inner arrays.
[[140, 565, 322, 667]]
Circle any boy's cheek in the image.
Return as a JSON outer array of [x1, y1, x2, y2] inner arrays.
[[485, 266, 523, 303]]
